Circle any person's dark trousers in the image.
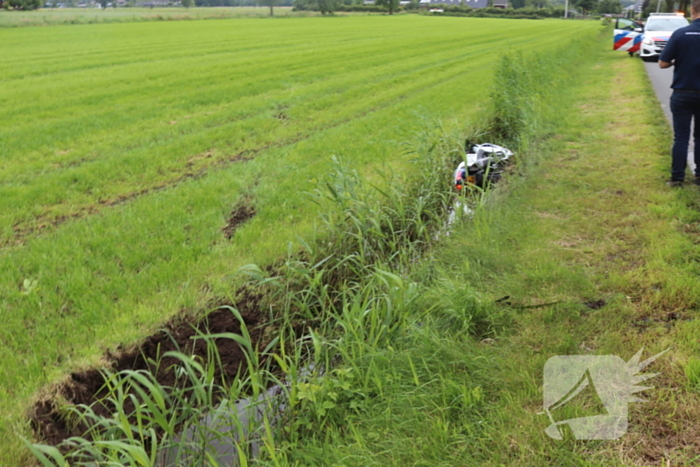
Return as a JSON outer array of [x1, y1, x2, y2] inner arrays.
[[670, 90, 700, 181]]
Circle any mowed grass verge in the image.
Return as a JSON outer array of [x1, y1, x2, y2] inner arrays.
[[438, 52, 700, 464], [0, 16, 600, 464]]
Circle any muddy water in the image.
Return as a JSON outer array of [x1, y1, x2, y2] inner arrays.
[[156, 386, 285, 466]]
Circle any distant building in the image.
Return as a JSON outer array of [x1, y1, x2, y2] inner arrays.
[[623, 0, 643, 16], [135, 0, 169, 5], [492, 0, 507, 7]]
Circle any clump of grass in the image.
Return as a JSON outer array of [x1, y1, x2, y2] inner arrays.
[[686, 358, 700, 391], [418, 278, 504, 338], [490, 36, 599, 149], [309, 151, 453, 272]]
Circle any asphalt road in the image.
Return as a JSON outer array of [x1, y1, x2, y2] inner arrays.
[[643, 60, 696, 174]]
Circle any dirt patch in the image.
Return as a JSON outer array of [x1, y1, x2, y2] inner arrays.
[[223, 198, 257, 240], [624, 395, 700, 465], [185, 149, 216, 169], [29, 291, 268, 448], [583, 299, 606, 310]]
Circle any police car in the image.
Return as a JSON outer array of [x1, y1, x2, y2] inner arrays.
[[613, 13, 689, 61]]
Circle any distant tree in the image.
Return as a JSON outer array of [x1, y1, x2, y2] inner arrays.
[[574, 0, 596, 13], [8, 0, 41, 9], [182, 0, 193, 7], [526, 0, 549, 8], [258, 0, 279, 15], [597, 0, 621, 13], [292, 0, 314, 9], [640, 0, 650, 14], [318, 0, 338, 13], [642, 0, 679, 14], [376, 0, 398, 13]]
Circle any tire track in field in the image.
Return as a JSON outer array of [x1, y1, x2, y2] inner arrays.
[[3, 26, 566, 248], [5, 93, 397, 247], [0, 37, 426, 163], [8, 16, 532, 168], [0, 31, 465, 170], [1, 35, 490, 196], [3, 49, 485, 248], [6, 150, 251, 248]]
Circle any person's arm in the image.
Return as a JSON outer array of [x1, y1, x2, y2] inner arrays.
[[659, 32, 678, 69]]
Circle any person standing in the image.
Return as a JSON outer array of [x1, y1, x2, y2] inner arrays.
[[659, 3, 700, 186]]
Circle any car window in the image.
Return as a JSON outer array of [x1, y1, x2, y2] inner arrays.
[[646, 18, 688, 31], [616, 18, 638, 31]]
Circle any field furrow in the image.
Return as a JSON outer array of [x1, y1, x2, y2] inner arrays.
[[1, 22, 563, 245]]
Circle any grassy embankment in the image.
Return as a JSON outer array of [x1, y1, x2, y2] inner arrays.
[[0, 16, 600, 465], [269, 33, 700, 466], [29, 24, 700, 466]]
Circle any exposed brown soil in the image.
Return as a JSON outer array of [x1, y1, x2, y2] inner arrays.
[[582, 299, 606, 310], [623, 390, 700, 465], [223, 199, 257, 240], [29, 291, 269, 448]]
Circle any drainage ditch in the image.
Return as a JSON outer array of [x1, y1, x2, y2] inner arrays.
[[28, 143, 513, 465]]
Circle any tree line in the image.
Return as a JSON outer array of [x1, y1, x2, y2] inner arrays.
[[0, 0, 691, 22], [1, 0, 41, 9]]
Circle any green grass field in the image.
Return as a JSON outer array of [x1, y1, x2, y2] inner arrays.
[[0, 15, 601, 464], [25, 30, 700, 465]]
